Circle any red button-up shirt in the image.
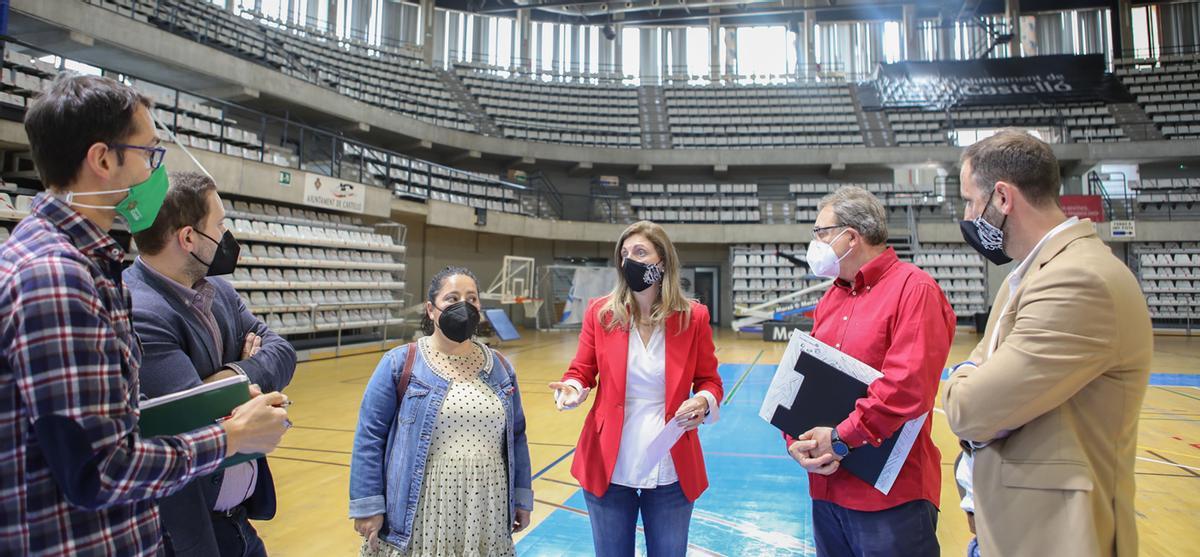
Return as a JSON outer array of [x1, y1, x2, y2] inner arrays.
[[787, 247, 956, 512]]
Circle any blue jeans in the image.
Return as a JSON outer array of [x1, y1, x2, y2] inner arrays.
[[583, 482, 694, 557], [812, 499, 939, 557]]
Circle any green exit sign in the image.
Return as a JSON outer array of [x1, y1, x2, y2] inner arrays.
[[279, 171, 292, 186]]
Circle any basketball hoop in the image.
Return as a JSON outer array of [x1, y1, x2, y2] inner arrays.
[[516, 296, 543, 316]]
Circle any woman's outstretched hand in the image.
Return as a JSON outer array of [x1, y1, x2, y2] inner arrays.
[[548, 381, 584, 411]]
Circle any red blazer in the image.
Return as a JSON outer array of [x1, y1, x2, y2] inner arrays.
[[562, 297, 723, 502]]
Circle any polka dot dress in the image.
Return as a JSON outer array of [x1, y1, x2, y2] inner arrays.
[[362, 337, 512, 557]]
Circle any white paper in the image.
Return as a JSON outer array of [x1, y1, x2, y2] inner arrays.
[[139, 374, 248, 410], [875, 413, 927, 495], [634, 419, 687, 478], [759, 329, 925, 495]]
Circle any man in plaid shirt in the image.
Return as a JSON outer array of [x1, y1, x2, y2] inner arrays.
[[1, 74, 292, 556]]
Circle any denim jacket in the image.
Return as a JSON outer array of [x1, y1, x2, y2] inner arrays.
[[348, 342, 533, 551]]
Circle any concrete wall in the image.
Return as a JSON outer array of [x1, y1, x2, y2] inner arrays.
[[163, 145, 394, 219]]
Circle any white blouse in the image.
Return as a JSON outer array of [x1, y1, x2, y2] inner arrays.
[[610, 326, 678, 489]]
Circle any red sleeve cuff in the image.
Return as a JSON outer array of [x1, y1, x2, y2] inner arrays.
[[837, 419, 875, 449]]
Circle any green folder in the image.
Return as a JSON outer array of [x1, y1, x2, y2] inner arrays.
[[138, 375, 265, 469]]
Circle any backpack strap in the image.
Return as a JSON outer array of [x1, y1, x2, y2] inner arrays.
[[396, 342, 417, 403], [493, 349, 514, 381]]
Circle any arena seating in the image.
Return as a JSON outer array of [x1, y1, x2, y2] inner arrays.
[[664, 82, 864, 149], [1115, 53, 1200, 140], [888, 103, 1126, 145], [457, 62, 642, 148]]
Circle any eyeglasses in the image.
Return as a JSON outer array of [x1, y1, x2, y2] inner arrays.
[[110, 143, 166, 170], [811, 224, 848, 240]]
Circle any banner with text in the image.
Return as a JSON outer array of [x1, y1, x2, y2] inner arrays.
[[861, 54, 1133, 110], [303, 173, 366, 214], [1060, 195, 1106, 222]]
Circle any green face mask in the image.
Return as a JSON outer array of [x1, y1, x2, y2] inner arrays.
[[65, 164, 169, 233]]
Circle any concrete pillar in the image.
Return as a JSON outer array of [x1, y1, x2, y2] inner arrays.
[[381, 0, 403, 48], [599, 28, 611, 73], [349, 0, 372, 43], [552, 24, 562, 73], [475, 14, 489, 62], [673, 28, 686, 77], [939, 9, 956, 59], [327, 0, 338, 35], [582, 27, 592, 73], [304, 0, 320, 28], [570, 26, 582, 73], [723, 26, 737, 77], [420, 0, 436, 64], [1007, 0, 1021, 57], [614, 24, 623, 76], [902, 4, 919, 61], [517, 9, 532, 71], [446, 12, 460, 61], [709, 17, 720, 80], [1112, 0, 1134, 57], [804, 10, 817, 75], [641, 27, 658, 82]]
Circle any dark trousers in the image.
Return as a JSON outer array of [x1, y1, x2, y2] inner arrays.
[[812, 499, 939, 557], [582, 482, 694, 557], [211, 505, 268, 557]]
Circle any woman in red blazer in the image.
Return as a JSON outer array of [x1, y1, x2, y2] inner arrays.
[[550, 220, 723, 557]]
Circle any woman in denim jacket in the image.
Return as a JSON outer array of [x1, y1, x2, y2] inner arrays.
[[349, 267, 532, 556]]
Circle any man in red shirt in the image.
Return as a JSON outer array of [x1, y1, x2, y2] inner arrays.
[[787, 186, 956, 556]]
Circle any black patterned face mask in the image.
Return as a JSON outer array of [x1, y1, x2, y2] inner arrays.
[[959, 189, 1012, 266], [622, 258, 664, 293]]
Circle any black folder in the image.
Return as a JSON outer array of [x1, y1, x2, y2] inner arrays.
[[770, 352, 902, 489]]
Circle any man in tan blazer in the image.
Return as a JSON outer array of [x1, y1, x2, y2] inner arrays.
[[944, 129, 1152, 557]]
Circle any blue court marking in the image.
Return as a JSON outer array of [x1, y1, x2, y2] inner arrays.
[[517, 363, 816, 556], [532, 449, 575, 481], [939, 368, 1200, 387], [1146, 373, 1200, 387]]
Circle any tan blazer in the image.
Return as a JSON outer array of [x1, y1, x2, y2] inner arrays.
[[944, 220, 1152, 557]]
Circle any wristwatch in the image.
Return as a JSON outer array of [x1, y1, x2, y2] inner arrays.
[[830, 428, 851, 458]]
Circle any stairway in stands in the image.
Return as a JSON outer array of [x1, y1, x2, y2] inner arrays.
[[1108, 102, 1165, 141], [433, 68, 503, 137], [637, 86, 673, 149], [850, 84, 894, 147]]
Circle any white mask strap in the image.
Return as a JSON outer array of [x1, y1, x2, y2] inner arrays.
[[149, 108, 213, 180]]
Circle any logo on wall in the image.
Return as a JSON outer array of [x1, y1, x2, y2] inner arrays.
[[303, 173, 366, 214]]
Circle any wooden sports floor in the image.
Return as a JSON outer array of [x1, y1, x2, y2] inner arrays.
[[254, 330, 1200, 556]]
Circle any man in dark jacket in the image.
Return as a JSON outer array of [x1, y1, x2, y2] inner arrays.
[[125, 170, 296, 556]]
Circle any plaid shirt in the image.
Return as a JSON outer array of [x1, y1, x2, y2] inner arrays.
[[0, 194, 228, 556]]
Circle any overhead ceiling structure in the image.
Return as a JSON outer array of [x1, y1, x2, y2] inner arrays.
[[445, 0, 1117, 27]]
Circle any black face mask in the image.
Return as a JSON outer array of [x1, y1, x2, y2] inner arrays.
[[622, 258, 664, 293], [959, 190, 1013, 266], [435, 301, 480, 343], [191, 229, 242, 276]]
